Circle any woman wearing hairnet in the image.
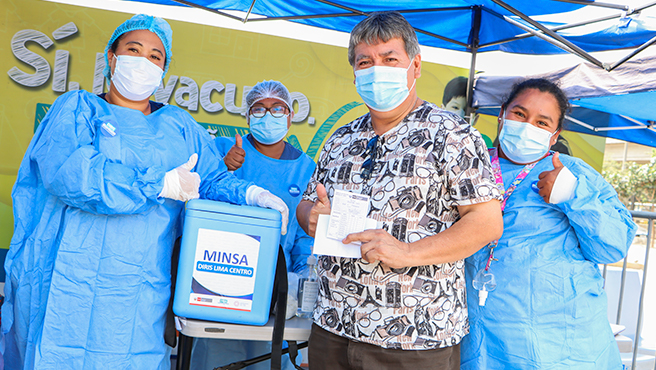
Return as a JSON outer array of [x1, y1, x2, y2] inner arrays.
[[460, 78, 637, 369], [2, 14, 288, 369], [190, 80, 315, 370]]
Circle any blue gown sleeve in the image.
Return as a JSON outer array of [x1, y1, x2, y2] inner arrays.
[[556, 157, 637, 264], [196, 136, 253, 205], [213, 136, 236, 158], [29, 91, 167, 215]]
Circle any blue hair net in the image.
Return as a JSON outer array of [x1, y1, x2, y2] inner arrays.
[[103, 14, 172, 79], [245, 80, 294, 113]]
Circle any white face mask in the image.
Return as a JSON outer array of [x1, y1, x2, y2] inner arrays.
[[499, 117, 556, 164], [111, 55, 163, 101]]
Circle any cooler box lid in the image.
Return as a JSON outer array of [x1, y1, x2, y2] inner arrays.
[[186, 199, 281, 226]]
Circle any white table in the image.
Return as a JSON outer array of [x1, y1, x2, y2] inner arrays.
[[174, 316, 313, 370]]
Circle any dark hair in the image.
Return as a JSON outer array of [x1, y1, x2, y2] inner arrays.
[[502, 78, 570, 130], [110, 34, 124, 54], [550, 135, 572, 155], [348, 11, 420, 67], [443, 76, 468, 106]]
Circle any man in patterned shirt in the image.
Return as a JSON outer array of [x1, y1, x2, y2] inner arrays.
[[297, 11, 503, 370]]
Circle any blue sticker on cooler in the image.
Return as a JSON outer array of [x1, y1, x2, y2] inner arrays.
[[100, 120, 117, 137], [531, 181, 540, 193], [288, 184, 301, 197]]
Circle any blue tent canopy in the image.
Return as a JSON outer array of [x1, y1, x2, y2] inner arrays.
[[473, 54, 656, 148], [477, 103, 656, 148], [129, 0, 656, 69], [567, 92, 656, 147], [575, 91, 656, 122], [566, 102, 656, 147]]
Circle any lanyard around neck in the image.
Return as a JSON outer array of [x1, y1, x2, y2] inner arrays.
[[484, 148, 550, 271], [488, 147, 540, 212]]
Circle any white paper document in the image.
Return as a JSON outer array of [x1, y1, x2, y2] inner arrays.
[[313, 214, 378, 258], [326, 190, 371, 241]]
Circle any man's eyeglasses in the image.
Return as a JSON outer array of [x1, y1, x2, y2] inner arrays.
[[249, 104, 289, 118], [361, 136, 380, 180]]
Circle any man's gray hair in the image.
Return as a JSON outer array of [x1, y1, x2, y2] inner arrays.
[[348, 11, 421, 67]]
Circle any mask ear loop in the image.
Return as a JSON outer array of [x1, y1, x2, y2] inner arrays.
[[110, 54, 119, 79], [406, 62, 417, 92]]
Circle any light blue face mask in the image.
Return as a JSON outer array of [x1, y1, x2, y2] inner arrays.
[[499, 117, 556, 164], [354, 63, 415, 112], [249, 112, 289, 145]]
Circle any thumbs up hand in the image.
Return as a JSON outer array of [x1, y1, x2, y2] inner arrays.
[[160, 154, 201, 202], [224, 134, 246, 171], [307, 183, 331, 238], [536, 152, 565, 203]]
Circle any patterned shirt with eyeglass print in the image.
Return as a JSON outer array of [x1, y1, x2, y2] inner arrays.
[[303, 101, 501, 350]]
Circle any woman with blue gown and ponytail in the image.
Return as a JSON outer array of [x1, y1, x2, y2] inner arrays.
[[461, 78, 637, 370]]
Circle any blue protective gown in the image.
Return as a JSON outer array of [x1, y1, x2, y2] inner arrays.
[[2, 90, 252, 370], [190, 134, 315, 370], [461, 154, 637, 370]]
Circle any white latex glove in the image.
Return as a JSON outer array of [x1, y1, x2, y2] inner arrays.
[[159, 154, 201, 202], [549, 165, 578, 204], [246, 185, 289, 235]]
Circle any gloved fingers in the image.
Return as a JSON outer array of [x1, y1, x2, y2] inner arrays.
[[182, 189, 200, 201], [247, 187, 289, 234], [178, 172, 201, 201], [271, 197, 289, 235], [185, 188, 200, 201], [258, 191, 289, 235], [245, 185, 265, 206], [281, 207, 289, 235], [159, 167, 179, 200], [181, 153, 198, 171], [160, 156, 201, 202]]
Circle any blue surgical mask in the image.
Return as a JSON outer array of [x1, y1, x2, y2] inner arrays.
[[354, 64, 415, 112], [249, 112, 289, 145], [111, 55, 163, 101], [499, 117, 556, 164]]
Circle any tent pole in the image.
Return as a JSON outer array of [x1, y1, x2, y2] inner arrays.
[[480, 13, 621, 49], [466, 6, 481, 125], [244, 0, 258, 23], [491, 0, 606, 69], [608, 35, 656, 71], [552, 0, 629, 11]]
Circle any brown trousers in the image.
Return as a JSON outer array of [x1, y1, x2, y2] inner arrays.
[[308, 324, 460, 370]]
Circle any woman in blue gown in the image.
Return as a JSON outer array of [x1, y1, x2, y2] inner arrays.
[[2, 14, 287, 370], [461, 78, 637, 369]]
